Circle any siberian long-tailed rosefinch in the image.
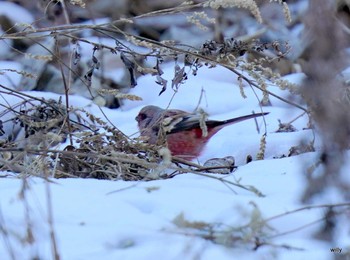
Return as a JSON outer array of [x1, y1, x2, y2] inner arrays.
[[136, 105, 268, 160]]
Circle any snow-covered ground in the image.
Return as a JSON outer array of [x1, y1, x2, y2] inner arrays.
[[1, 1, 349, 259], [0, 155, 337, 260], [1, 62, 349, 260]]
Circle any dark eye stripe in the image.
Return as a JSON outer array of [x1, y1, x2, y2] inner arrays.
[[136, 113, 147, 122]]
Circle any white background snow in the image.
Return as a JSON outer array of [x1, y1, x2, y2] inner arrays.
[[0, 1, 349, 260]]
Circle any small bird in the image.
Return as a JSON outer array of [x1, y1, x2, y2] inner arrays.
[[135, 105, 268, 160]]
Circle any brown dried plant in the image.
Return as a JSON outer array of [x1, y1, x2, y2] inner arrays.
[[0, 0, 298, 182]]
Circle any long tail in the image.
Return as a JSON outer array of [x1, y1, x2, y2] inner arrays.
[[208, 112, 269, 129]]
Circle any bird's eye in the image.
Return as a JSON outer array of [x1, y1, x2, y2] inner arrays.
[[137, 113, 147, 121]]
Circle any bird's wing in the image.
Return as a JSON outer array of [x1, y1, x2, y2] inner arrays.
[[167, 114, 203, 134]]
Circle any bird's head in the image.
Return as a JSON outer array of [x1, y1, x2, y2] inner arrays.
[[135, 105, 163, 130]]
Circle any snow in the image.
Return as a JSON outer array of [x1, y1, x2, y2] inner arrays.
[[0, 2, 33, 24], [1, 60, 347, 259], [0, 154, 343, 260], [0, 2, 349, 260]]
